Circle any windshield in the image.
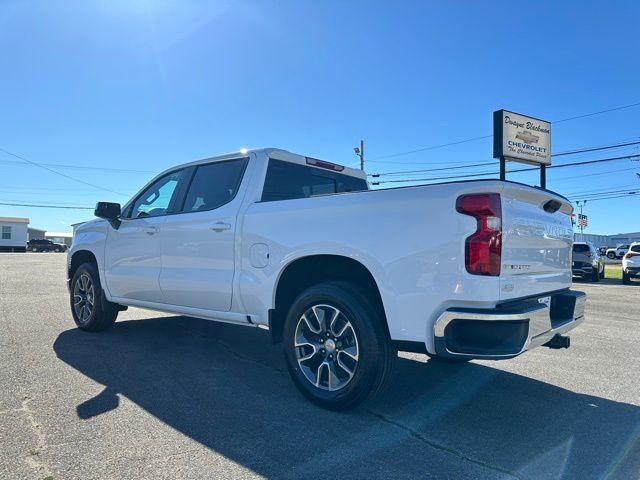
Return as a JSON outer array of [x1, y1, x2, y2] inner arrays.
[[573, 244, 590, 253]]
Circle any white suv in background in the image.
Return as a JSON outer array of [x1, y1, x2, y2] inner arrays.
[[606, 244, 630, 259], [622, 242, 640, 284]]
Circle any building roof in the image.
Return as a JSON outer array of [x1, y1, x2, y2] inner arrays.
[[0, 217, 29, 223], [45, 231, 73, 238]]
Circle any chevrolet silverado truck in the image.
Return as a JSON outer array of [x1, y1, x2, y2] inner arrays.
[[68, 148, 585, 410]]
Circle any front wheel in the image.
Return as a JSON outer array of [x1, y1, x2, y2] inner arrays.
[[283, 282, 395, 410], [70, 263, 118, 331], [607, 252, 615, 259]]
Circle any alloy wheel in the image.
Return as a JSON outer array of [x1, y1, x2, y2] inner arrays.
[[294, 304, 359, 391], [73, 273, 95, 323]]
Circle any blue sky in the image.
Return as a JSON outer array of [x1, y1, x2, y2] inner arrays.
[[1, 1, 639, 234]]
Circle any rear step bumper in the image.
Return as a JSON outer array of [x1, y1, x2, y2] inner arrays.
[[433, 290, 586, 360]]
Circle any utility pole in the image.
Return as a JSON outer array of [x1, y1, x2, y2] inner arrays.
[[354, 140, 364, 171], [576, 200, 587, 241]]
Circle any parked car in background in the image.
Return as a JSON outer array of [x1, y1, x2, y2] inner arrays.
[[27, 238, 67, 252], [572, 242, 605, 282], [606, 244, 630, 259], [67, 148, 585, 410], [597, 246, 609, 256], [622, 242, 640, 284]]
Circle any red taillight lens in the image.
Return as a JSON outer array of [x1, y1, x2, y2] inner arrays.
[[456, 193, 502, 276], [625, 252, 640, 259]]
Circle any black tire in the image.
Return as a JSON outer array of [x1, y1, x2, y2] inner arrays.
[[600, 266, 606, 279], [54, 247, 61, 253], [591, 267, 600, 282], [607, 252, 615, 259], [622, 271, 631, 285], [283, 282, 395, 410], [70, 262, 118, 331]]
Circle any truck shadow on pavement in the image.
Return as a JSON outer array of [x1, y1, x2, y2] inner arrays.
[[54, 316, 640, 480]]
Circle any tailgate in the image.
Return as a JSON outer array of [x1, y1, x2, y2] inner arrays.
[[500, 184, 573, 300]]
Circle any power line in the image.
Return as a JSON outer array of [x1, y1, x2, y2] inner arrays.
[[0, 147, 129, 197], [554, 102, 640, 124], [565, 183, 640, 197], [370, 135, 492, 161], [570, 192, 638, 203], [567, 188, 639, 200], [371, 153, 640, 184], [553, 140, 640, 157], [0, 158, 154, 174], [0, 202, 93, 210], [371, 139, 640, 177], [369, 101, 640, 162]]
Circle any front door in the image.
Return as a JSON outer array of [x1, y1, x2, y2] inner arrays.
[[104, 170, 184, 303], [158, 158, 248, 312]]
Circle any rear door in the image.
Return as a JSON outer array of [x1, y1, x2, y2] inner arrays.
[[499, 184, 574, 300], [158, 157, 249, 311]]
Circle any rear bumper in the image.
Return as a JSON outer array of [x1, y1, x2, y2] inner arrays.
[[624, 266, 640, 277], [433, 290, 586, 360], [572, 262, 596, 276]]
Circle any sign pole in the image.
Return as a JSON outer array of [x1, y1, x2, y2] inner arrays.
[[500, 156, 506, 181], [540, 164, 546, 189]]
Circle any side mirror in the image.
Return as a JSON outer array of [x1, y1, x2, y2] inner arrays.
[[94, 202, 121, 229]]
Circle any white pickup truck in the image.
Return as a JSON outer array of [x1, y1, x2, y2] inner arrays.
[[68, 148, 585, 409]]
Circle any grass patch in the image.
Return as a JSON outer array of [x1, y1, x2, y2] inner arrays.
[[605, 264, 622, 280]]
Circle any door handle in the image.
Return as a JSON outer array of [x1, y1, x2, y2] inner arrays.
[[144, 226, 159, 235], [209, 222, 232, 232]]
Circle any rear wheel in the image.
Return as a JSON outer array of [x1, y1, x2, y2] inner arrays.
[[70, 263, 118, 331], [600, 265, 605, 279], [283, 282, 395, 410], [591, 267, 600, 282], [607, 252, 615, 259], [622, 271, 631, 285]]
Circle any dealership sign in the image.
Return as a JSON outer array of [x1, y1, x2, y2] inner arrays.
[[493, 110, 551, 166]]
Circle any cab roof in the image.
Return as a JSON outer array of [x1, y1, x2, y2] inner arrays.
[[170, 148, 367, 181]]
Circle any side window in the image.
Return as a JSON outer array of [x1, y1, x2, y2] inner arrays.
[[1, 226, 11, 240], [631, 245, 640, 253], [261, 159, 367, 202], [128, 170, 183, 219], [182, 158, 247, 213]]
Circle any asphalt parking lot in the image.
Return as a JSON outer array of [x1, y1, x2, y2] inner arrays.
[[1, 254, 639, 480]]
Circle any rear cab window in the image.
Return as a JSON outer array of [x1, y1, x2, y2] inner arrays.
[[181, 158, 248, 213], [631, 245, 640, 253], [261, 159, 368, 202]]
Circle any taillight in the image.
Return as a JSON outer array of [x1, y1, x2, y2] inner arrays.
[[625, 252, 640, 259], [456, 193, 502, 276]]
